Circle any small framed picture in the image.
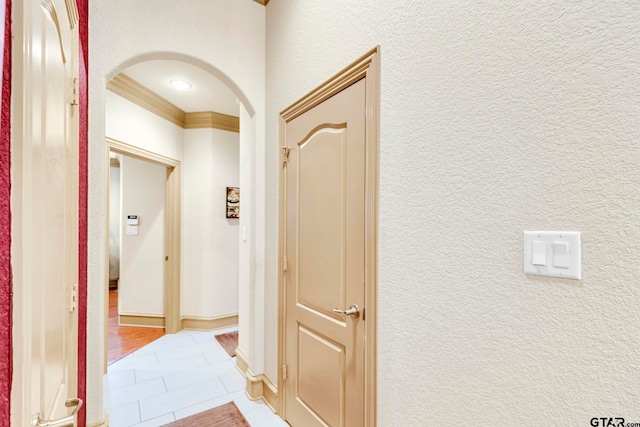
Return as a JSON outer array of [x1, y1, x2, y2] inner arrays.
[[226, 187, 239, 218]]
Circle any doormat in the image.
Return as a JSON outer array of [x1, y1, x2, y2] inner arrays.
[[215, 331, 238, 358], [162, 402, 250, 427]]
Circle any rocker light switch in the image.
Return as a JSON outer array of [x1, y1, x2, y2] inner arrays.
[[531, 240, 547, 266], [552, 241, 570, 268], [524, 231, 581, 279]]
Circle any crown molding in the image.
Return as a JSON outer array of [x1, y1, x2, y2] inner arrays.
[[253, 0, 270, 5], [184, 111, 240, 133], [107, 73, 240, 133], [107, 73, 186, 127]]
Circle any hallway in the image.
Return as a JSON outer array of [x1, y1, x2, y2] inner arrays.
[[3, 1, 637, 426], [104, 328, 288, 426]]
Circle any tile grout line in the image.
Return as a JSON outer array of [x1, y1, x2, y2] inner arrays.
[[219, 372, 232, 395], [137, 400, 142, 426], [137, 376, 171, 424], [105, 330, 284, 427]]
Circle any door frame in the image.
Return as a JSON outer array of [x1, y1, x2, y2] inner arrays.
[[277, 47, 380, 426], [105, 137, 182, 368]]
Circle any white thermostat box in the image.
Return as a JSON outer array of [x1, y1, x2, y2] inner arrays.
[[126, 215, 139, 236]]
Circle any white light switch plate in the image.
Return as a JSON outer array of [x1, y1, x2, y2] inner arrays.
[[524, 231, 581, 279]]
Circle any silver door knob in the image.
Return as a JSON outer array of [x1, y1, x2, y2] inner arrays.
[[333, 304, 360, 318]]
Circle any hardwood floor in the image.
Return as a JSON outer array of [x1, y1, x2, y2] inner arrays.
[[108, 289, 165, 364]]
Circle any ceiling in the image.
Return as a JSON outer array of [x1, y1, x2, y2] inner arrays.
[[122, 60, 240, 116]]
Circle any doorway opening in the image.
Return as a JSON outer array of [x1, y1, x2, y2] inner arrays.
[[106, 146, 179, 363], [95, 54, 251, 426], [102, 57, 245, 370], [106, 139, 182, 366]]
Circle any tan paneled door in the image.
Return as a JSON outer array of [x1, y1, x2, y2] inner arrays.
[[281, 48, 379, 427], [12, 0, 81, 426]]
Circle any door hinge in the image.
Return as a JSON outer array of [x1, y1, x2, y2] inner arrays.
[[282, 255, 288, 272], [282, 364, 288, 381], [281, 146, 291, 168], [69, 284, 78, 312], [70, 77, 79, 106]]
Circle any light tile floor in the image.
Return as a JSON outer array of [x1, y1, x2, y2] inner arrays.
[[104, 327, 289, 427]]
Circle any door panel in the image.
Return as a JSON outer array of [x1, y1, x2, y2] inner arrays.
[[42, 5, 70, 414], [298, 325, 345, 427], [12, 0, 79, 424], [285, 78, 366, 427], [298, 125, 347, 317]]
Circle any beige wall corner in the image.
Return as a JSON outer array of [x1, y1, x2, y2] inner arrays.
[[235, 348, 279, 413]]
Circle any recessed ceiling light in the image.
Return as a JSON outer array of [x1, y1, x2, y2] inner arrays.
[[169, 79, 192, 90]]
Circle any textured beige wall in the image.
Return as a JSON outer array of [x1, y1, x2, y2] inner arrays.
[[119, 156, 166, 316], [266, 1, 640, 424], [182, 128, 240, 319]]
